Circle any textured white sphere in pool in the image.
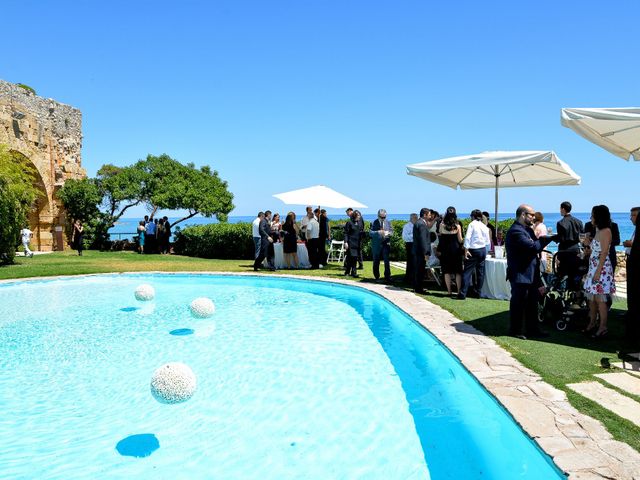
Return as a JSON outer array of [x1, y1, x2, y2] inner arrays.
[[134, 284, 155, 301], [150, 363, 197, 404], [190, 297, 215, 318]]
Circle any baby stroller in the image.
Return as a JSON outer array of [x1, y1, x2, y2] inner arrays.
[[538, 249, 589, 331]]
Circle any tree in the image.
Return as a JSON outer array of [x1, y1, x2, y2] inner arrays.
[[58, 153, 234, 249], [136, 154, 234, 226], [0, 145, 39, 264]]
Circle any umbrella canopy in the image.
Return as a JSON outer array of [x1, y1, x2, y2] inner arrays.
[[561, 107, 640, 161], [406, 150, 581, 224], [273, 185, 367, 209]]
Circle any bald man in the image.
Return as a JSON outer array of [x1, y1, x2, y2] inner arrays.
[[505, 204, 555, 339]]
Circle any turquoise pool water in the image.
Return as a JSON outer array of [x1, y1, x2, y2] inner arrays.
[[0, 274, 563, 479]]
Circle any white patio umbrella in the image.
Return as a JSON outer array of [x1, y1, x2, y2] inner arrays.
[[273, 185, 367, 209], [561, 107, 640, 161], [406, 150, 581, 225]]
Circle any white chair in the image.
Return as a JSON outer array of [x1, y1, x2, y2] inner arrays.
[[327, 240, 346, 263]]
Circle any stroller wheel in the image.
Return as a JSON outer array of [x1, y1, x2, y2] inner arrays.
[[556, 320, 568, 331]]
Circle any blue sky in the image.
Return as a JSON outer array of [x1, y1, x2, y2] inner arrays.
[[4, 0, 639, 216]]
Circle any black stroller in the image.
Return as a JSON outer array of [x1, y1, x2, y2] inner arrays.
[[538, 249, 590, 331]]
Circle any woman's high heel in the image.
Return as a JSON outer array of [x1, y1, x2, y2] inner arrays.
[[591, 329, 608, 339]]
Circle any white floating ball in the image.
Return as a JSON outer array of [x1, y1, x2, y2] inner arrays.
[[135, 284, 155, 301], [150, 362, 197, 404], [190, 297, 215, 318]]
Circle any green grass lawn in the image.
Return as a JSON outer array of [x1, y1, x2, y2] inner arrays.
[[2, 251, 638, 452]]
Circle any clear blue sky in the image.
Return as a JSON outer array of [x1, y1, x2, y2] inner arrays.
[[4, 0, 639, 217]]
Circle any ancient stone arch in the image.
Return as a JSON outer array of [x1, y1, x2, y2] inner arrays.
[[0, 80, 85, 251]]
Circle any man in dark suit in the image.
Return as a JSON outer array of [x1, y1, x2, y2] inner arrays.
[[370, 208, 393, 282], [556, 201, 583, 290], [505, 204, 555, 339], [624, 207, 640, 349], [253, 210, 275, 271], [413, 207, 433, 294]]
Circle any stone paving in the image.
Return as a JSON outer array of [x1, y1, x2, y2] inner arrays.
[[568, 382, 640, 426]]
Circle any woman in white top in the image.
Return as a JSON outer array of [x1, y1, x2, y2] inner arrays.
[[533, 212, 549, 272]]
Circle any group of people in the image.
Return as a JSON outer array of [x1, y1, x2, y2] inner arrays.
[[252, 207, 331, 271], [505, 201, 638, 348], [400, 207, 498, 297], [137, 215, 171, 254]]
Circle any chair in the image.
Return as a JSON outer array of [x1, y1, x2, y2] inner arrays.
[[426, 265, 443, 287], [327, 240, 346, 264]]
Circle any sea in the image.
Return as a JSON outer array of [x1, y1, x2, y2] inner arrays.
[[109, 212, 635, 251]]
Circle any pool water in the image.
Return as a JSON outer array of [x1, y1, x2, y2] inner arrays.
[[0, 274, 563, 479]]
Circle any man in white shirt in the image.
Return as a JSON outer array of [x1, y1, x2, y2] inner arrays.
[[402, 213, 418, 283], [20, 226, 34, 258], [458, 209, 492, 299], [306, 210, 320, 269], [252, 212, 264, 259], [300, 206, 313, 240]]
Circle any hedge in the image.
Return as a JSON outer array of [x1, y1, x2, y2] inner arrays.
[[174, 218, 516, 261]]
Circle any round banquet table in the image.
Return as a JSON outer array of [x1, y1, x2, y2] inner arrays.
[[269, 242, 311, 269], [480, 257, 511, 300]]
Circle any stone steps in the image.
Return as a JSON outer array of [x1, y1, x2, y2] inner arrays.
[[594, 372, 640, 396]]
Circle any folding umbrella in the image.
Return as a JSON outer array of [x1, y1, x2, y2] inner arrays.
[[273, 185, 367, 209], [406, 150, 581, 225], [561, 107, 640, 161]]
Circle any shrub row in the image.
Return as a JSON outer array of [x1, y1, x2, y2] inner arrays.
[[174, 218, 516, 261]]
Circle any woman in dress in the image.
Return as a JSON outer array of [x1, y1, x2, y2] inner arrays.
[[436, 206, 464, 296], [533, 212, 549, 271], [71, 219, 84, 256], [137, 221, 146, 254], [582, 205, 615, 338], [271, 213, 282, 241], [281, 212, 299, 269]]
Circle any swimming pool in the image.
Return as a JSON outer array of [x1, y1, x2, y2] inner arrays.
[[0, 274, 563, 479]]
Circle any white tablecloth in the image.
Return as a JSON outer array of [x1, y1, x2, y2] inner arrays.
[[481, 257, 511, 300], [271, 242, 310, 269]]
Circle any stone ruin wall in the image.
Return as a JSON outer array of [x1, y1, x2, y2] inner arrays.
[[0, 79, 85, 251]]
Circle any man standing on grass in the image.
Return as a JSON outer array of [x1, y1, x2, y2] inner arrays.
[[402, 213, 418, 284], [413, 208, 433, 294], [252, 212, 264, 259], [20, 225, 34, 258], [306, 209, 320, 269], [370, 208, 392, 283], [254, 211, 274, 271], [505, 204, 555, 339], [623, 207, 640, 351]]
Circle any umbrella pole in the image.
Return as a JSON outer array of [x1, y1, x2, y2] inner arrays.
[[494, 170, 499, 229]]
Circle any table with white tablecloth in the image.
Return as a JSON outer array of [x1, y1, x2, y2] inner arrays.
[[480, 257, 511, 300], [271, 242, 310, 269]]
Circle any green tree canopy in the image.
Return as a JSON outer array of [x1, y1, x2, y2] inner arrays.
[[135, 154, 234, 225], [0, 145, 39, 264], [58, 153, 234, 248]]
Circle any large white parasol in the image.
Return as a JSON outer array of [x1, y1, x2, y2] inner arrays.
[[406, 150, 581, 225], [273, 185, 367, 209], [561, 107, 640, 161]]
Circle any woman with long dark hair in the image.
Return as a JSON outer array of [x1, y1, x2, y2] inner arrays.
[[582, 205, 616, 338], [437, 206, 463, 296], [344, 210, 361, 277], [71, 219, 84, 256], [281, 212, 299, 269]]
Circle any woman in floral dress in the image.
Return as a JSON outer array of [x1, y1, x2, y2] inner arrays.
[[582, 205, 616, 338]]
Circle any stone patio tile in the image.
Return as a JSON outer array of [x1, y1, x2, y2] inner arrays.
[[568, 382, 640, 427], [497, 396, 561, 437], [575, 417, 613, 441], [527, 382, 568, 402], [594, 372, 640, 396], [611, 360, 640, 376], [535, 435, 575, 456], [598, 440, 640, 464], [554, 448, 611, 471]]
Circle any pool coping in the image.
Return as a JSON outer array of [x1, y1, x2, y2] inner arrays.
[[3, 271, 640, 479]]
